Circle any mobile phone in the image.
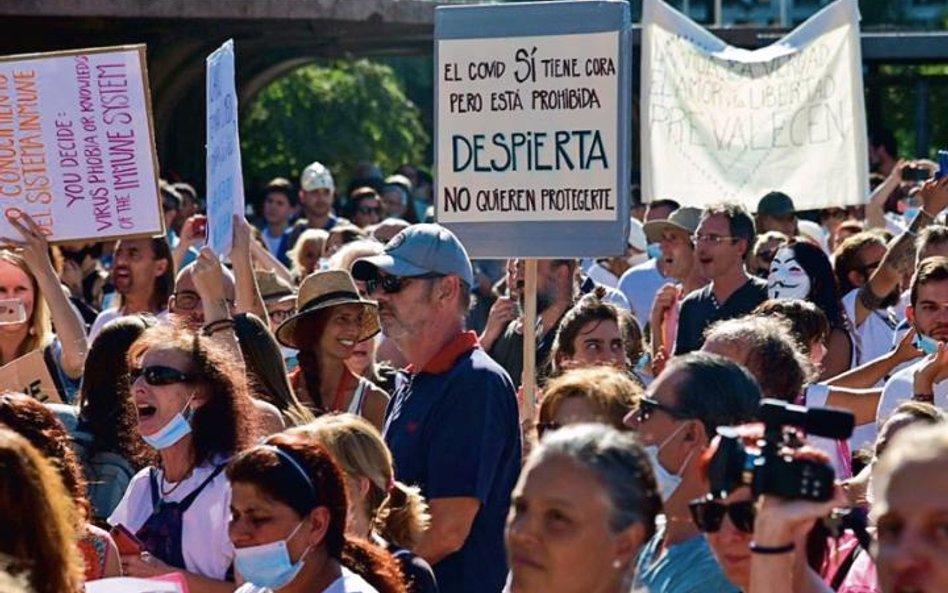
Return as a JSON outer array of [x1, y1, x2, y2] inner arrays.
[[902, 166, 933, 182], [111, 523, 143, 555], [0, 299, 26, 325], [937, 150, 948, 180], [193, 216, 207, 238]]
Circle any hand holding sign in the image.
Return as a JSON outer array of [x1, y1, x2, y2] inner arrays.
[[4, 211, 54, 272]]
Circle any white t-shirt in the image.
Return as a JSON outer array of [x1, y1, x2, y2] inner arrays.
[[586, 261, 620, 288], [261, 227, 284, 257], [236, 567, 379, 593], [109, 459, 234, 580], [842, 289, 897, 367], [617, 259, 667, 325], [878, 357, 948, 426]]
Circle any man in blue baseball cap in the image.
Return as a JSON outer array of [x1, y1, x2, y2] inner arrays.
[[352, 224, 521, 593]]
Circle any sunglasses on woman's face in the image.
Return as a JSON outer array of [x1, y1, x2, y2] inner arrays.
[[689, 499, 756, 534], [128, 365, 194, 386]]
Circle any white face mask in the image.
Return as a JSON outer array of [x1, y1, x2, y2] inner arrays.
[[643, 422, 694, 502], [767, 247, 811, 300]]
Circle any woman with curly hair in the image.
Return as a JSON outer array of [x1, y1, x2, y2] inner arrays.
[[228, 432, 408, 593], [109, 323, 260, 592], [289, 414, 437, 592], [0, 392, 122, 581], [0, 428, 84, 593]]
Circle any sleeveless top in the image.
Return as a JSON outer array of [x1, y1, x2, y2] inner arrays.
[[289, 369, 375, 417]]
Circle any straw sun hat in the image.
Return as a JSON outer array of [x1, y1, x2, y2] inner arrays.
[[275, 270, 380, 350]]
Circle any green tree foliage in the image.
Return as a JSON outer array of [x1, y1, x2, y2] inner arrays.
[[241, 59, 429, 197]]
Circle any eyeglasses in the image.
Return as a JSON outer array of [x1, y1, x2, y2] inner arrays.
[[692, 234, 738, 245], [860, 260, 882, 277], [536, 421, 562, 439], [365, 272, 444, 296], [172, 291, 234, 311], [635, 396, 691, 423], [129, 365, 194, 386], [689, 499, 756, 534], [357, 206, 382, 216], [269, 308, 297, 324]]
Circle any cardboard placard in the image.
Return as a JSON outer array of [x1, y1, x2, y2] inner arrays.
[[434, 1, 632, 258], [205, 40, 245, 257], [0, 349, 62, 403], [0, 45, 163, 242]]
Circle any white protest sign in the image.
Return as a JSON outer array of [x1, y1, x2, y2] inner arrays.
[[206, 39, 244, 257], [85, 577, 184, 593], [0, 45, 162, 242], [437, 33, 621, 223], [641, 0, 868, 212]]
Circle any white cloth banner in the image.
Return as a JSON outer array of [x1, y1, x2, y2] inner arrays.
[[641, 0, 868, 212]]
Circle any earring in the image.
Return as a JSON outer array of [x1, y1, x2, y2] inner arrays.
[[612, 559, 622, 569]]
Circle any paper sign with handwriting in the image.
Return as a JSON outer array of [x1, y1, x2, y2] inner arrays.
[[205, 40, 245, 257], [0, 45, 162, 242]]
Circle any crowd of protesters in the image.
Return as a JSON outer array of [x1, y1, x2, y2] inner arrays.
[[3, 132, 948, 593]]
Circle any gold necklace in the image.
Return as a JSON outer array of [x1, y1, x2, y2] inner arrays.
[[160, 466, 194, 498]]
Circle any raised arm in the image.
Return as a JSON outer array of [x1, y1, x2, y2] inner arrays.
[[8, 213, 87, 378], [854, 176, 948, 326], [231, 215, 268, 325]]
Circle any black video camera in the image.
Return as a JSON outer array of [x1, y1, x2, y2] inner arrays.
[[706, 399, 855, 502]]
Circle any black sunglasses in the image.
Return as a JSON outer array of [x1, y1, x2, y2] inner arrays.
[[365, 272, 444, 296], [689, 499, 756, 534], [129, 365, 194, 386], [635, 396, 691, 423], [357, 206, 382, 216]]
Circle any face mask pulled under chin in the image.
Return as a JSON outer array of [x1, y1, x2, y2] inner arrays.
[[234, 521, 311, 590], [643, 422, 693, 502]]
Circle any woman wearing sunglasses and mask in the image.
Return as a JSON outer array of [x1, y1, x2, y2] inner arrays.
[[506, 423, 661, 593], [109, 323, 260, 593], [276, 270, 389, 431], [228, 433, 407, 593]]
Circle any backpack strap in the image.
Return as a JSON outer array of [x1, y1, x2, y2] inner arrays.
[[148, 467, 160, 509], [176, 464, 227, 512]]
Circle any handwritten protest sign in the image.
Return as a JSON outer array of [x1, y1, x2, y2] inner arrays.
[[0, 349, 61, 404], [641, 0, 868, 211], [206, 40, 244, 257], [435, 1, 631, 257], [0, 45, 162, 242]]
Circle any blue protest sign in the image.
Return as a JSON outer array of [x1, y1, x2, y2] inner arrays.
[[435, 1, 631, 258], [205, 39, 245, 257]]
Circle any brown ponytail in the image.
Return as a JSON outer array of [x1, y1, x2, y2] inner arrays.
[[342, 537, 408, 593]]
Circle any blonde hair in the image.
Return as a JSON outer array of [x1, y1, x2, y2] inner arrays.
[[0, 251, 52, 359], [539, 366, 641, 431], [0, 429, 83, 593], [288, 229, 329, 279], [288, 414, 430, 549]]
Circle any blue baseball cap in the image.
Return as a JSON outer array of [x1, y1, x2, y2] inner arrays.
[[352, 223, 475, 286]]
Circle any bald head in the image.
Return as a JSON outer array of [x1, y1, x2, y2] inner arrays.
[[169, 262, 237, 326]]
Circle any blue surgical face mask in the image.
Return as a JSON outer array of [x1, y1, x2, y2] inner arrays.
[[647, 243, 662, 260], [142, 395, 195, 450], [914, 331, 940, 355], [234, 520, 310, 590]]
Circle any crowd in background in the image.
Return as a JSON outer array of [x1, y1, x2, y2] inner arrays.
[[2, 128, 948, 593]]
